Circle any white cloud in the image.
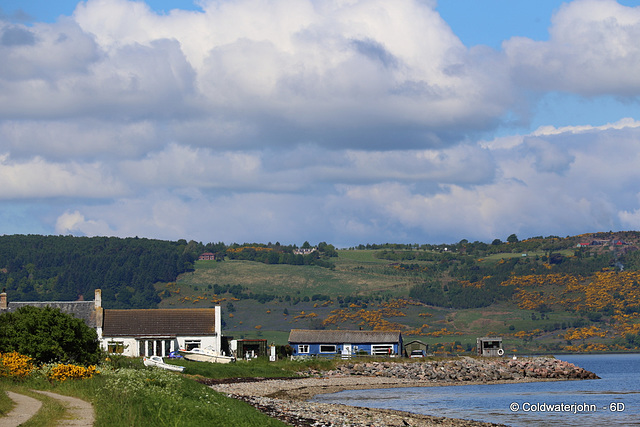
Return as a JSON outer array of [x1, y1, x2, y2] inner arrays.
[[0, 119, 160, 161], [0, 0, 517, 149], [2, 1, 640, 245], [55, 210, 114, 235], [0, 153, 127, 199], [505, 0, 640, 96]]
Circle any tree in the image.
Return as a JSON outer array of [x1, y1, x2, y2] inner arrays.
[[507, 234, 519, 243], [0, 306, 101, 364]]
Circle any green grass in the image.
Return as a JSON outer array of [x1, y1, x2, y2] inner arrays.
[[1, 361, 289, 427], [0, 383, 66, 427], [169, 256, 412, 302], [0, 382, 12, 415], [0, 357, 348, 427], [175, 356, 337, 379], [336, 250, 390, 263]]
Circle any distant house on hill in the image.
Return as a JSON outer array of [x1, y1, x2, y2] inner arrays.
[[1, 289, 224, 358], [288, 329, 402, 358], [293, 247, 316, 255], [198, 252, 217, 260]]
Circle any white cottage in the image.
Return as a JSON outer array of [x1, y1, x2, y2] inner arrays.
[[96, 292, 221, 357], [2, 288, 223, 358]]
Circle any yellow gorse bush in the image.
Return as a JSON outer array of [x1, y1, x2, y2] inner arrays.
[[47, 363, 99, 382], [0, 351, 35, 379], [48, 363, 99, 381]]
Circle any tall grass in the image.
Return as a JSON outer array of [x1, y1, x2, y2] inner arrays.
[[1, 359, 289, 427], [56, 368, 286, 427], [0, 384, 66, 426], [172, 356, 337, 379]]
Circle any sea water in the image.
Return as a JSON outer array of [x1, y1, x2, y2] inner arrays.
[[311, 354, 640, 426]]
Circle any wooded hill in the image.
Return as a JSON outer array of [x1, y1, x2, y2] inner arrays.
[[2, 232, 640, 352]]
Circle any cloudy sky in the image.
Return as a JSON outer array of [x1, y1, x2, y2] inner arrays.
[[1, 0, 640, 247]]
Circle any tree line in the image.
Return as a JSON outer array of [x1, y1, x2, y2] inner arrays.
[[0, 235, 198, 308]]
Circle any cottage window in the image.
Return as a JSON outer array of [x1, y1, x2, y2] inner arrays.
[[319, 345, 336, 353], [107, 342, 125, 354], [297, 344, 309, 354], [185, 340, 201, 351]]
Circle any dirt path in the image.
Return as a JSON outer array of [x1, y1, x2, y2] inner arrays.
[[1, 390, 94, 426], [1, 392, 42, 427]]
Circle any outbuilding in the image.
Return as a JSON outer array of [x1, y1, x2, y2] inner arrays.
[[403, 339, 429, 357], [288, 329, 402, 358], [476, 336, 504, 357]]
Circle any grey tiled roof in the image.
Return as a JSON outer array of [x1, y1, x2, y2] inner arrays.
[[4, 301, 97, 328], [102, 308, 217, 337], [288, 329, 401, 344]]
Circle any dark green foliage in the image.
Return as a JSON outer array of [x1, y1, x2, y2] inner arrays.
[[408, 280, 509, 309], [224, 242, 336, 268], [0, 235, 200, 308], [409, 282, 448, 307], [0, 306, 101, 364]]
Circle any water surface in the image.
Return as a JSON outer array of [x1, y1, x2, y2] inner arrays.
[[311, 354, 640, 426]]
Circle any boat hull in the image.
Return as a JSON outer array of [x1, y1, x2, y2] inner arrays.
[[180, 350, 235, 364], [143, 356, 185, 372]]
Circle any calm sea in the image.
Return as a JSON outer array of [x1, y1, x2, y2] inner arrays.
[[311, 354, 640, 426]]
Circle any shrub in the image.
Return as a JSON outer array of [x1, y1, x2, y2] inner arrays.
[[45, 363, 99, 382], [0, 351, 35, 379], [0, 306, 101, 364]]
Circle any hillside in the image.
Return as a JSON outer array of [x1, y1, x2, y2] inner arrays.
[[2, 232, 640, 353], [160, 232, 640, 353]]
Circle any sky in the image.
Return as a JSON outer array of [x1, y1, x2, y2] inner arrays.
[[1, 0, 640, 247]]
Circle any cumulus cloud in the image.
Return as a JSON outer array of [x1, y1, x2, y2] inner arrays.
[[0, 0, 516, 149], [505, 0, 640, 96], [55, 210, 114, 236], [0, 153, 127, 199], [1, 0, 640, 245]]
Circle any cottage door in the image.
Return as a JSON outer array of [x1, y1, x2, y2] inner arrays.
[[342, 343, 352, 358]]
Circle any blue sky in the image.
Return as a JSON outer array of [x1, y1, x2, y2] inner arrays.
[[1, 0, 640, 247]]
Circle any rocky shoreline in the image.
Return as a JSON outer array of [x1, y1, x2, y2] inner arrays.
[[207, 356, 599, 426]]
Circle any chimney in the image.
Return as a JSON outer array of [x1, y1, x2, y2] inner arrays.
[[0, 290, 7, 310], [94, 289, 103, 332], [94, 289, 102, 309]]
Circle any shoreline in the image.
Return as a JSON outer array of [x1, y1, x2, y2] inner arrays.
[[206, 357, 598, 426], [210, 376, 514, 426]]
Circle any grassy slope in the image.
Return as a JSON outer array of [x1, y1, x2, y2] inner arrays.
[[155, 249, 638, 353], [174, 250, 413, 298], [1, 361, 291, 427]]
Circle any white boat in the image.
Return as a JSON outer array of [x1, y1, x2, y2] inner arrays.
[[143, 355, 186, 372], [178, 347, 235, 364]]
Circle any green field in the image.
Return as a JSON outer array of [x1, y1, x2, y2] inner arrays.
[[162, 252, 417, 301], [154, 246, 640, 354]]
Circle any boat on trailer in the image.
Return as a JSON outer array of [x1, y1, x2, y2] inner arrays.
[[143, 355, 185, 372], [178, 347, 235, 364]]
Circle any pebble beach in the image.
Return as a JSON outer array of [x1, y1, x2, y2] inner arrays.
[[207, 356, 598, 426]]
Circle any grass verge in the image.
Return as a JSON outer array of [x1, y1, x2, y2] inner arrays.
[[1, 358, 292, 427]]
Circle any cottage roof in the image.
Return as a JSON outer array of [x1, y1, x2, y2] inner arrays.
[[4, 301, 97, 328], [102, 308, 217, 337], [288, 329, 401, 344]]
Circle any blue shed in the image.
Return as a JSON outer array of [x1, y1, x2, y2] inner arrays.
[[288, 329, 403, 358]]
